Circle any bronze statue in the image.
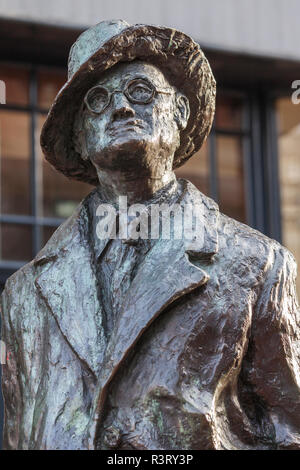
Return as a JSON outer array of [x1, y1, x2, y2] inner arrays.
[[1, 20, 300, 450]]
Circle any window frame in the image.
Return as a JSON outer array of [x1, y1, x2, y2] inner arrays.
[[0, 63, 66, 274]]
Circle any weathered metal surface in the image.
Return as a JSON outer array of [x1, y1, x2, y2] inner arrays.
[[1, 20, 300, 450]]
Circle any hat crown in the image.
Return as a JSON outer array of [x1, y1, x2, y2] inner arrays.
[[42, 20, 216, 185], [68, 19, 131, 79]]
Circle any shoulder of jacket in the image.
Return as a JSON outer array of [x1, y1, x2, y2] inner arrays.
[[2, 259, 36, 298], [1, 189, 97, 321], [216, 211, 293, 274]]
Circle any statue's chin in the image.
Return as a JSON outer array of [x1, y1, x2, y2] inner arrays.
[[90, 137, 161, 173]]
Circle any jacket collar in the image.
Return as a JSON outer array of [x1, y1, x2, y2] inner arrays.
[[34, 180, 219, 384]]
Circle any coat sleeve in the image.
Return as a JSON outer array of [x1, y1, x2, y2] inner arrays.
[[1, 277, 23, 449], [247, 245, 300, 449], [0, 264, 45, 450]]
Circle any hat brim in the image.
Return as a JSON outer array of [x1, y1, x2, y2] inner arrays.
[[40, 24, 216, 186]]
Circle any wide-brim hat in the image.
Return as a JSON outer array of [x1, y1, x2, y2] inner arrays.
[[40, 20, 216, 186]]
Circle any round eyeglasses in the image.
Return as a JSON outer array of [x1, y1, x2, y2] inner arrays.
[[84, 77, 173, 115]]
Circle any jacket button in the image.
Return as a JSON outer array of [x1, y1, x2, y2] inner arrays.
[[103, 425, 122, 449]]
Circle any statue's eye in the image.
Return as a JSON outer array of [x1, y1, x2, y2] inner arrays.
[[85, 87, 109, 113], [127, 80, 154, 103]]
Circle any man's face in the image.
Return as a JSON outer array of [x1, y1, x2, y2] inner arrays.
[[79, 61, 185, 175]]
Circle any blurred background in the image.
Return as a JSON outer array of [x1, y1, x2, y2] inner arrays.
[[0, 0, 300, 446]]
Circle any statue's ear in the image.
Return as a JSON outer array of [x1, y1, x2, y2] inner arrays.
[[174, 94, 190, 131]]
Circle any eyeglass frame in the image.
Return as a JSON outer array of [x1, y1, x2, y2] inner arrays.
[[83, 76, 175, 115]]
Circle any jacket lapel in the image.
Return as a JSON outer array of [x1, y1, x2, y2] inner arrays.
[[34, 198, 109, 378], [93, 239, 209, 401]]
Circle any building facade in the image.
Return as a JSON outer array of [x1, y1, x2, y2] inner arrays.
[[0, 0, 300, 448]]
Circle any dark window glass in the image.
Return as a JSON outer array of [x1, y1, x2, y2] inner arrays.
[[0, 110, 31, 215], [215, 94, 244, 130], [217, 135, 246, 223], [0, 65, 29, 106], [175, 140, 209, 195], [0, 223, 32, 261]]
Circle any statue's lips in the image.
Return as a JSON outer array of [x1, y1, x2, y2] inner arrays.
[[107, 120, 145, 133]]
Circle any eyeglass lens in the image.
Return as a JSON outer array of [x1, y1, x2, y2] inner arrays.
[[86, 87, 109, 113], [85, 79, 154, 113], [126, 79, 153, 103]]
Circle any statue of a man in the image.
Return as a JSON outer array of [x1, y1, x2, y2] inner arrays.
[[1, 20, 300, 450]]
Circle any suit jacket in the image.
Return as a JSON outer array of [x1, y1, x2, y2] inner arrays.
[[1, 179, 300, 450]]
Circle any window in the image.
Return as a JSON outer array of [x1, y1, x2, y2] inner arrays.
[[176, 91, 249, 224], [0, 64, 92, 280], [277, 96, 300, 296]]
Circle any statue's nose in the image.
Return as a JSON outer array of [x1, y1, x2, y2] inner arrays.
[[111, 92, 135, 121]]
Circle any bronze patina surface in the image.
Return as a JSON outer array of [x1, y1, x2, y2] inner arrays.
[[1, 20, 300, 450]]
